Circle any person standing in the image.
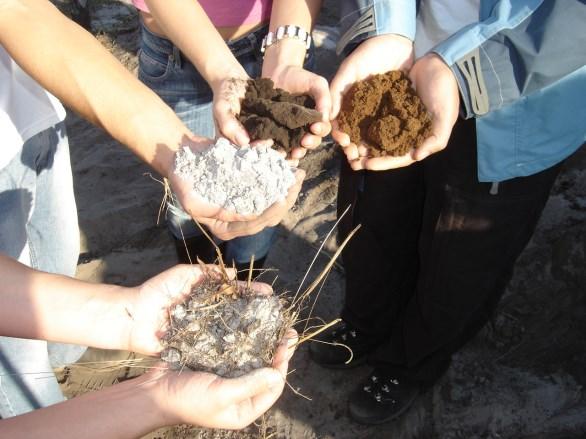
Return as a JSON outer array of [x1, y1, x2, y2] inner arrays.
[[310, 0, 586, 424], [133, 0, 331, 273]]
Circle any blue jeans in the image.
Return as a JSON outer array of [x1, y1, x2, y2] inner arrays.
[[138, 23, 277, 264], [0, 122, 84, 417]]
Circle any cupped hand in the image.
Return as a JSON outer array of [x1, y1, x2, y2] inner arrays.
[[150, 328, 297, 429], [170, 162, 305, 241], [346, 53, 460, 170], [330, 34, 414, 166]]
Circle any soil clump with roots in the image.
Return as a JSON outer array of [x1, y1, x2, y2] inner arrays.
[[161, 265, 289, 378], [238, 78, 322, 153], [338, 70, 432, 157]]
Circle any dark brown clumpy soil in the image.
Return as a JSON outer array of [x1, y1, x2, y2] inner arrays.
[[338, 70, 432, 157], [238, 78, 322, 152]]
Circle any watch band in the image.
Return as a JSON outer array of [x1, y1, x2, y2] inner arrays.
[[260, 25, 312, 55]]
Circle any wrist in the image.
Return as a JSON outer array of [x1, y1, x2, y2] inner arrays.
[[262, 38, 307, 77]]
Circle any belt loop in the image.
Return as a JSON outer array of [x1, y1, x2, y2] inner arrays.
[[172, 45, 182, 69]]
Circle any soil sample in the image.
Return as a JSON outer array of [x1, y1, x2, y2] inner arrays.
[[161, 268, 288, 378], [238, 78, 322, 152], [174, 138, 295, 216], [338, 70, 432, 157]]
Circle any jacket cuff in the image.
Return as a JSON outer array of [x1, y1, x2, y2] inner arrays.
[[336, 0, 416, 56]]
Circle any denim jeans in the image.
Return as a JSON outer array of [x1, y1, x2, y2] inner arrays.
[[0, 122, 84, 417], [138, 23, 280, 264]]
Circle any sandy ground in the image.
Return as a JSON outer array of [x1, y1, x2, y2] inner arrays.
[[52, 1, 586, 438]]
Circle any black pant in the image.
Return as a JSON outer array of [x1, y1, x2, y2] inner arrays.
[[337, 118, 564, 386]]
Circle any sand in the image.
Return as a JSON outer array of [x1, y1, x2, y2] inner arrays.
[[52, 1, 586, 438]]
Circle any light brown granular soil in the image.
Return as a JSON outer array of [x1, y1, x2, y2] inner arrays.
[[338, 70, 432, 157], [238, 78, 322, 152]]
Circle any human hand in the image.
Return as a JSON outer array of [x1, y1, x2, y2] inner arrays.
[[169, 158, 305, 240], [263, 64, 332, 161], [210, 74, 252, 146], [150, 327, 297, 429], [345, 53, 460, 170], [330, 34, 414, 165]]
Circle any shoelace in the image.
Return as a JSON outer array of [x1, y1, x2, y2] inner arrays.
[[363, 374, 400, 403]]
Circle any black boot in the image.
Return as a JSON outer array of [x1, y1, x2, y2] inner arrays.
[[173, 235, 221, 265]]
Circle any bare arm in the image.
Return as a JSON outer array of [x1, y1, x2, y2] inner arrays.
[[261, 0, 331, 155], [0, 355, 292, 438], [0, 0, 202, 177], [144, 0, 247, 89], [0, 252, 295, 437], [0, 253, 135, 350], [262, 0, 323, 74]]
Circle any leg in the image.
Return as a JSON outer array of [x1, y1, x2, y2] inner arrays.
[[0, 123, 80, 417], [376, 118, 564, 384], [309, 154, 426, 368]]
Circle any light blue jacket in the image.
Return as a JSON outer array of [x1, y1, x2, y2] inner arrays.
[[337, 0, 586, 182]]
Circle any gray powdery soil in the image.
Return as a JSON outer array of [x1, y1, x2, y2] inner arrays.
[[174, 138, 296, 215], [161, 275, 286, 378]]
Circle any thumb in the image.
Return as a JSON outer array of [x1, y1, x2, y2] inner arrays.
[[218, 368, 285, 403], [214, 102, 250, 147]]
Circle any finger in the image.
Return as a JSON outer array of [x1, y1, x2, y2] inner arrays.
[[250, 138, 274, 148], [414, 117, 453, 161], [331, 125, 351, 147], [309, 75, 331, 121], [358, 153, 417, 171], [329, 71, 348, 120], [272, 329, 298, 371], [242, 281, 273, 296], [300, 133, 322, 149], [356, 144, 370, 157], [286, 157, 300, 167], [289, 147, 306, 160], [349, 158, 366, 171], [309, 121, 330, 137], [218, 368, 285, 404], [156, 264, 204, 301], [342, 144, 359, 162], [214, 103, 250, 147]]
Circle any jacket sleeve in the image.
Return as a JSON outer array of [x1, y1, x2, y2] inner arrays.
[[431, 0, 586, 118], [336, 0, 416, 56]]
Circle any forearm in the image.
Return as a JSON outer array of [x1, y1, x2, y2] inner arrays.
[[0, 254, 133, 351], [145, 0, 247, 86], [0, 373, 165, 439], [0, 0, 192, 176], [262, 0, 322, 73]]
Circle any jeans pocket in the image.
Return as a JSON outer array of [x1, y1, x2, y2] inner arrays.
[[138, 48, 173, 83]]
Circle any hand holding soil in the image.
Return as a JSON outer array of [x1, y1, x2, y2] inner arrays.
[[408, 53, 460, 161], [336, 70, 433, 171], [262, 64, 332, 156], [160, 263, 295, 378], [237, 78, 324, 159], [170, 138, 305, 241]]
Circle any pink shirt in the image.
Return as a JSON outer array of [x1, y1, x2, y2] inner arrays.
[[132, 0, 272, 27]]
